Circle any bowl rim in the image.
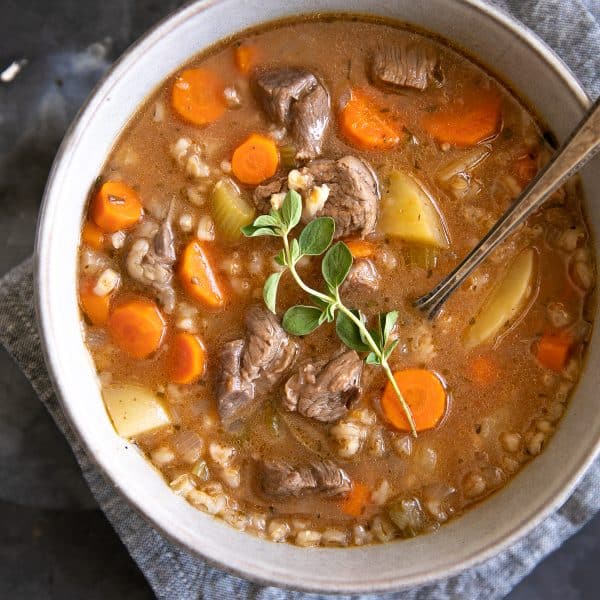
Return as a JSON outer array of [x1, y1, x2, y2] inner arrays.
[[34, 0, 597, 593]]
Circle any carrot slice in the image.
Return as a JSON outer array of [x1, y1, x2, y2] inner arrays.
[[234, 44, 259, 75], [171, 68, 227, 126], [422, 88, 502, 147], [108, 299, 166, 359], [231, 133, 279, 185], [536, 332, 573, 372], [345, 239, 377, 259], [90, 181, 143, 233], [381, 368, 446, 432], [339, 89, 401, 150], [79, 277, 111, 326], [170, 332, 206, 385], [178, 239, 226, 308], [82, 221, 104, 250], [341, 482, 371, 517], [469, 356, 497, 386]]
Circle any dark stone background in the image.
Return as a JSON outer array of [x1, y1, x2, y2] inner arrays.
[[0, 1, 598, 598]]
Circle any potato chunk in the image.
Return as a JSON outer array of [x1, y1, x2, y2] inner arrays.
[[379, 171, 449, 248], [103, 384, 171, 438], [463, 248, 537, 348]]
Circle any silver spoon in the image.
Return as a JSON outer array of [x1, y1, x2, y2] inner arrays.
[[414, 95, 600, 318]]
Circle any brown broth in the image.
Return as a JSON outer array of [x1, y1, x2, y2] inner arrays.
[[78, 17, 595, 546]]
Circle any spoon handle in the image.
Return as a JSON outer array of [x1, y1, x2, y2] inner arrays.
[[414, 95, 600, 318]]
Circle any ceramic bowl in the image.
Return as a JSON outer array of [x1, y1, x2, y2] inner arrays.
[[35, 0, 600, 593]]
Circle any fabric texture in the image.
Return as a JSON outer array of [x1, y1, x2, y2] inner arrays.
[[1, 1, 599, 598]]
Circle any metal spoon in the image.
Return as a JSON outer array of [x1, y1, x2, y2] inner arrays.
[[414, 96, 600, 318]]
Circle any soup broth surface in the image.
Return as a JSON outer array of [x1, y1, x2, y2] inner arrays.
[[77, 17, 595, 546]]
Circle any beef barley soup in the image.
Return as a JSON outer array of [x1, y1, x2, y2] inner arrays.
[[77, 17, 596, 547]]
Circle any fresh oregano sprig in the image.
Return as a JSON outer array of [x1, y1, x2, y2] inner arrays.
[[242, 190, 417, 436]]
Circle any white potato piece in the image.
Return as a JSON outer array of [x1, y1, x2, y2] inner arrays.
[[103, 384, 171, 438], [379, 171, 449, 248], [463, 248, 537, 348]]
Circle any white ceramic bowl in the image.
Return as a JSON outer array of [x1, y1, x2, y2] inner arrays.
[[35, 0, 600, 593]]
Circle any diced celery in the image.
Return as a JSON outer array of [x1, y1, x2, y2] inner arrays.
[[211, 178, 255, 241], [403, 245, 439, 270], [279, 144, 298, 169]]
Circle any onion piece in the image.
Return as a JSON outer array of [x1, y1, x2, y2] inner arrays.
[[436, 145, 491, 184], [172, 429, 203, 463]]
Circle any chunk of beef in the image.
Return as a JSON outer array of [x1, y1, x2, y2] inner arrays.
[[293, 84, 330, 161], [217, 340, 254, 427], [216, 306, 298, 429], [126, 211, 177, 313], [253, 178, 286, 214], [342, 258, 380, 294], [283, 349, 363, 423], [242, 305, 297, 383], [260, 459, 351, 497], [253, 67, 330, 160], [253, 156, 380, 238], [370, 41, 438, 91]]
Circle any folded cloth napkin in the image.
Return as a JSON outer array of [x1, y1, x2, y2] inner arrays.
[[1, 1, 599, 598]]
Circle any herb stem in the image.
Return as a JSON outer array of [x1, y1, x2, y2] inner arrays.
[[283, 231, 417, 437], [248, 197, 417, 438], [335, 301, 417, 437], [283, 233, 333, 305]]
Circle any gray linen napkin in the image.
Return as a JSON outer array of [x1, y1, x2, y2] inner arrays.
[[1, 1, 599, 598]]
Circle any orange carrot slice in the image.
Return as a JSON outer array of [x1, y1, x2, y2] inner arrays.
[[422, 88, 502, 147], [231, 133, 279, 185], [108, 298, 166, 359], [345, 239, 377, 259], [170, 332, 206, 385], [339, 89, 401, 150], [536, 332, 573, 372], [90, 181, 143, 233], [178, 239, 226, 308], [171, 68, 227, 126], [79, 277, 111, 326], [341, 482, 371, 517], [82, 221, 104, 250], [234, 44, 259, 75], [381, 368, 446, 432]]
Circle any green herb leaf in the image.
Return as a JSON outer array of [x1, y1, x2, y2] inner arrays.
[[324, 302, 337, 322], [322, 241, 353, 290], [253, 214, 281, 228], [336, 310, 370, 352], [298, 217, 335, 256], [369, 326, 383, 350], [310, 295, 329, 310], [263, 271, 283, 313], [241, 225, 279, 237], [383, 338, 400, 360], [281, 190, 302, 231], [290, 238, 301, 264], [382, 310, 399, 341], [274, 250, 287, 267], [282, 305, 323, 336], [365, 352, 380, 365]]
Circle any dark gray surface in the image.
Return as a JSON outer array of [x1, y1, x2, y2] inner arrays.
[[0, 0, 598, 598]]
